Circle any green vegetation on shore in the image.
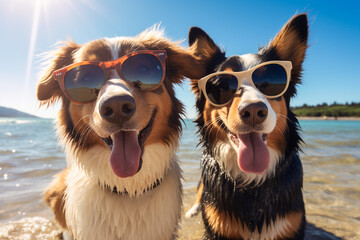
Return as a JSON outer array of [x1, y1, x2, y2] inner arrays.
[[291, 102, 360, 117]]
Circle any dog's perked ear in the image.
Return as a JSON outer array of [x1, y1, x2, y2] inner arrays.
[[188, 27, 221, 61], [262, 13, 309, 99], [188, 27, 226, 94], [37, 41, 80, 106]]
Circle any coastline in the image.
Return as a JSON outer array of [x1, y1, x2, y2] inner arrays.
[[297, 116, 360, 121]]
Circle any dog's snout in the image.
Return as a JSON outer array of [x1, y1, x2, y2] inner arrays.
[[239, 102, 268, 127], [100, 95, 136, 124]]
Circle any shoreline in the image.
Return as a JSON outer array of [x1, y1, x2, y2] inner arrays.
[[297, 116, 360, 121]]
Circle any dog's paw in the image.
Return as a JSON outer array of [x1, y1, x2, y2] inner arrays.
[[185, 203, 200, 218]]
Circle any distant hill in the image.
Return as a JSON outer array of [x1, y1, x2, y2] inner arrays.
[[0, 106, 39, 118], [291, 102, 360, 117]]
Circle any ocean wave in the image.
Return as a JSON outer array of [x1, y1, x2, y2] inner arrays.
[[0, 217, 61, 240], [0, 119, 36, 125], [0, 150, 18, 155], [16, 169, 60, 179], [312, 139, 360, 147], [28, 155, 65, 164], [328, 154, 360, 164]]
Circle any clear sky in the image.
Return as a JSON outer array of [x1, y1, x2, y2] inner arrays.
[[0, 0, 359, 119]]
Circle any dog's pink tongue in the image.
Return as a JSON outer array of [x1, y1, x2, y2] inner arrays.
[[237, 132, 270, 175], [110, 131, 141, 178]]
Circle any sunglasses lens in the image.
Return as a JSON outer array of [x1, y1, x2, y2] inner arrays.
[[64, 65, 105, 103], [205, 74, 238, 105], [252, 64, 287, 97], [122, 54, 163, 90]]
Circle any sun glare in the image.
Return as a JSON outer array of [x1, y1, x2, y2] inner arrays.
[[20, 0, 101, 97], [24, 0, 41, 92]]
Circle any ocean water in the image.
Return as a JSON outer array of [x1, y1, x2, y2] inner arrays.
[[0, 118, 359, 239]]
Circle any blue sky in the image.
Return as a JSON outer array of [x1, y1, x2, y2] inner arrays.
[[0, 0, 359, 118]]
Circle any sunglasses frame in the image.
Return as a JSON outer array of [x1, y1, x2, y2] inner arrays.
[[53, 50, 167, 105], [197, 60, 292, 107]]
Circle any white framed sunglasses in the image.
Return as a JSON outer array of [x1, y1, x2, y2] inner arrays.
[[198, 60, 292, 106]]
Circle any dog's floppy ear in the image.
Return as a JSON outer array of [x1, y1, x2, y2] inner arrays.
[[163, 44, 207, 83], [37, 41, 79, 106], [265, 13, 309, 98], [188, 27, 225, 95], [136, 27, 207, 84]]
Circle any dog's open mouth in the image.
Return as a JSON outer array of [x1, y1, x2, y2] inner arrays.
[[101, 109, 157, 178], [228, 131, 270, 175]]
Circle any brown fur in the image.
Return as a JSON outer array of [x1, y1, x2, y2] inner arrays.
[[267, 98, 288, 153], [204, 204, 247, 239], [272, 28, 307, 85], [44, 169, 68, 229], [202, 103, 228, 143], [282, 212, 304, 239], [268, 14, 309, 99], [204, 204, 304, 239], [77, 40, 112, 61], [38, 41, 79, 105], [195, 181, 203, 206]]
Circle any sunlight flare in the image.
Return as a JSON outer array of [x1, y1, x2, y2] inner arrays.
[[24, 0, 41, 91]]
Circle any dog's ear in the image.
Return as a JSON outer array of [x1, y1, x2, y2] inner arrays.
[[265, 13, 309, 98], [188, 27, 225, 95], [188, 27, 221, 61], [163, 45, 207, 84], [136, 27, 208, 84], [37, 41, 79, 106]]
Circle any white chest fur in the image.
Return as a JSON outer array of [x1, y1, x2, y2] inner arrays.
[[64, 144, 182, 240]]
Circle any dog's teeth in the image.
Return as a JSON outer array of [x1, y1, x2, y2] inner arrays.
[[102, 137, 113, 151], [262, 134, 268, 141]]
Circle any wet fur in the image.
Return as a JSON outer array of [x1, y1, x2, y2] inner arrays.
[[39, 27, 205, 240], [187, 14, 309, 240]]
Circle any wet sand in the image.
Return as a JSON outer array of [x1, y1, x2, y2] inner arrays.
[[179, 188, 204, 240]]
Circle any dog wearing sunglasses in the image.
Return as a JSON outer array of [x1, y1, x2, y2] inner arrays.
[[186, 14, 309, 239], [37, 27, 205, 240]]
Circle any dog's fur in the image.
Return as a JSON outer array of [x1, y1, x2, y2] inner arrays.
[[186, 14, 309, 240], [38, 27, 205, 240]]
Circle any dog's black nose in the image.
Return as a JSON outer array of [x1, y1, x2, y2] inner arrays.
[[239, 102, 268, 127], [100, 95, 136, 124]]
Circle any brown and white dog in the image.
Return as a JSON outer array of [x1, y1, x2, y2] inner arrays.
[[186, 14, 309, 239], [37, 27, 204, 240]]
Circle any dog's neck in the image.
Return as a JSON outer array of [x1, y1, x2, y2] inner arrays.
[[201, 150, 304, 235], [207, 142, 283, 186], [65, 142, 178, 197], [202, 149, 303, 190], [104, 178, 163, 195]]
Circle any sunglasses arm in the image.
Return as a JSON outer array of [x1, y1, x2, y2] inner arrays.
[[197, 77, 206, 96]]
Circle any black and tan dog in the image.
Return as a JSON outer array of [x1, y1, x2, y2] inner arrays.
[[186, 14, 309, 239], [38, 27, 205, 240]]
